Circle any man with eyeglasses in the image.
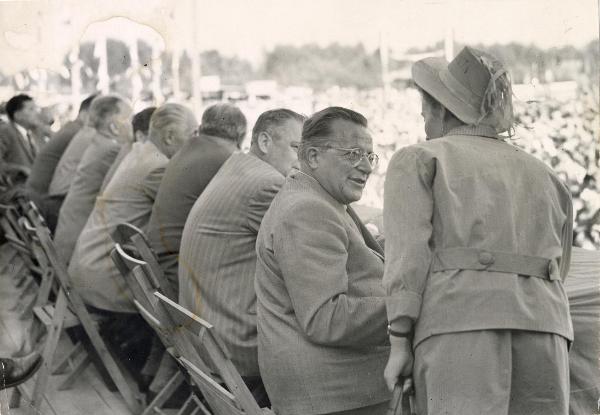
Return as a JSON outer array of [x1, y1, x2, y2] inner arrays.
[[254, 106, 390, 415]]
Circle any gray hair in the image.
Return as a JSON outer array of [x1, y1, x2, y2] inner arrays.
[[251, 108, 305, 144], [87, 95, 128, 129], [298, 106, 367, 162], [198, 103, 247, 144], [148, 103, 197, 142]]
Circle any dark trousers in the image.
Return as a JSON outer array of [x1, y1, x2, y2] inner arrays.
[[27, 192, 65, 234], [242, 375, 271, 408]]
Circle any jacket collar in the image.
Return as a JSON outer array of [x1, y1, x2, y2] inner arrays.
[[445, 124, 499, 139], [288, 169, 346, 215]]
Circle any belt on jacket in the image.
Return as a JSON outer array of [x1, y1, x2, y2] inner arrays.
[[432, 247, 561, 281]]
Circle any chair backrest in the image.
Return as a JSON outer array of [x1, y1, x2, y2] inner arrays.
[[110, 243, 168, 338], [19, 216, 56, 306], [112, 239, 266, 415], [111, 222, 176, 300], [0, 203, 30, 254], [154, 291, 264, 415]]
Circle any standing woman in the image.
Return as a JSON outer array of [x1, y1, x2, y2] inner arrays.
[[383, 47, 573, 414]]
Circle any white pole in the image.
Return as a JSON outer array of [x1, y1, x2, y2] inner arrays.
[[190, 0, 203, 115]]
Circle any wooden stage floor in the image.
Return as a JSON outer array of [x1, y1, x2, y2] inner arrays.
[[0, 243, 132, 415]]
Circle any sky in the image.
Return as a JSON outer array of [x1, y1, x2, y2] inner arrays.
[[0, 0, 598, 73]]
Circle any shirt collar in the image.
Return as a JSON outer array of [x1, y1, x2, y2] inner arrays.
[[445, 124, 499, 139], [13, 122, 29, 139]]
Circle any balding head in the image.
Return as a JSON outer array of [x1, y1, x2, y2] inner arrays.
[[87, 95, 133, 143], [148, 103, 197, 158], [198, 103, 247, 147]]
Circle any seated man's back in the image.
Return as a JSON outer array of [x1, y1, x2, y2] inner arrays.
[[179, 108, 303, 408], [147, 103, 247, 290], [47, 126, 96, 196], [53, 132, 121, 262], [179, 152, 284, 375], [68, 102, 196, 312], [69, 140, 167, 312], [53, 94, 134, 263]]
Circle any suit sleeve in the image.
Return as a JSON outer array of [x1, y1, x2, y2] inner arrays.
[[274, 198, 387, 347], [141, 166, 166, 202], [247, 175, 284, 233], [383, 147, 435, 330]]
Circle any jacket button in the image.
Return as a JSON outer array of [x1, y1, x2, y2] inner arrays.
[[478, 251, 495, 265]]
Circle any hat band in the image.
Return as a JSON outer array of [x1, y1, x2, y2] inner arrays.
[[439, 69, 482, 115]]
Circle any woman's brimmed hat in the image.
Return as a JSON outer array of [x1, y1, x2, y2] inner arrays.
[[412, 46, 514, 133]]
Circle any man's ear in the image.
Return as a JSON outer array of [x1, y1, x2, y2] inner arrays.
[[257, 131, 271, 154], [162, 129, 176, 146], [108, 120, 119, 136], [306, 147, 320, 169]]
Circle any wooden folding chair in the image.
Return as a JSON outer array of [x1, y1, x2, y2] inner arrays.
[[111, 243, 190, 415], [155, 292, 273, 415], [17, 203, 144, 415], [111, 222, 177, 301], [111, 240, 272, 414], [0, 202, 48, 320], [18, 216, 95, 388]]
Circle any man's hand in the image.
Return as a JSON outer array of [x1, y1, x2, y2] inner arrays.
[[384, 337, 414, 391]]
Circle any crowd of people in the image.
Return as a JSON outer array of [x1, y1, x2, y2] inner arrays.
[[309, 85, 600, 250], [0, 45, 591, 414]]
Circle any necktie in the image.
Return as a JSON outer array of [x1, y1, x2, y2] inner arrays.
[[26, 131, 37, 159]]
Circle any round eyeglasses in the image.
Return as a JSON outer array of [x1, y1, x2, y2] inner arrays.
[[323, 146, 379, 168]]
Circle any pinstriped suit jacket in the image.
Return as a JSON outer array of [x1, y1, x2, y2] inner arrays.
[[179, 152, 284, 377]]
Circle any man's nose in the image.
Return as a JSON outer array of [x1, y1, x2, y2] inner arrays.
[[356, 156, 373, 174]]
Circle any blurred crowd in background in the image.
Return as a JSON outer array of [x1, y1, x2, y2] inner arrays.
[[1, 35, 598, 249]]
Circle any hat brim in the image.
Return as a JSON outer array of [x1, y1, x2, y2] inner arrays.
[[412, 57, 480, 125]]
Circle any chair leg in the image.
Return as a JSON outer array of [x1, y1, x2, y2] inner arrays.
[[57, 353, 92, 391], [52, 341, 85, 374], [29, 290, 68, 415], [142, 371, 185, 415], [19, 291, 38, 321], [8, 387, 22, 408], [69, 292, 143, 413], [35, 269, 54, 307], [188, 394, 212, 415]]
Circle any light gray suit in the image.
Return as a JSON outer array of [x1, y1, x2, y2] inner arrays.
[[255, 170, 390, 415]]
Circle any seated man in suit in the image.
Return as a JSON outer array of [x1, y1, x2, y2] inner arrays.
[[69, 103, 196, 313], [53, 95, 133, 263], [255, 107, 390, 415], [24, 94, 98, 231], [100, 106, 157, 192], [0, 94, 47, 179], [179, 108, 304, 407], [147, 103, 247, 293]]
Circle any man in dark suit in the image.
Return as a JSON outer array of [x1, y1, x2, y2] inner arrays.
[[26, 94, 97, 195], [179, 108, 304, 407], [146, 103, 247, 292], [0, 94, 43, 178], [255, 107, 390, 415]]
